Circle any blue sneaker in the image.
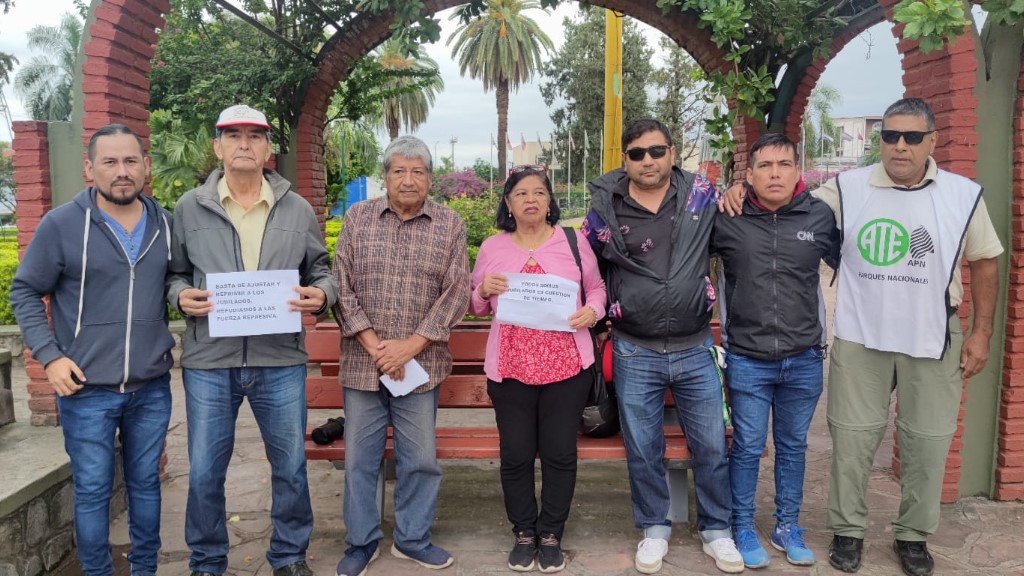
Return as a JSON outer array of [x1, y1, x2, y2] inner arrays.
[[771, 523, 816, 566], [336, 540, 380, 576], [735, 527, 770, 568], [391, 543, 454, 569]]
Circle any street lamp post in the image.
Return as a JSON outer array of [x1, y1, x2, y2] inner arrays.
[[450, 137, 458, 171]]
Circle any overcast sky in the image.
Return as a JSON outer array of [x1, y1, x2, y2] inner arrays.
[[0, 1, 927, 167]]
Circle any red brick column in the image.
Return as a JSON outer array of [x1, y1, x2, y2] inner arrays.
[[994, 63, 1024, 501], [12, 121, 57, 426], [80, 0, 169, 148]]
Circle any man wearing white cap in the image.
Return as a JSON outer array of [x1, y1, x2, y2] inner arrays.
[[167, 104, 338, 576]]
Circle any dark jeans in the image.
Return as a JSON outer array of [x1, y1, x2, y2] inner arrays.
[[487, 370, 591, 539]]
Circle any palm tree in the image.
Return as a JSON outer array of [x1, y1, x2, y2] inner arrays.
[[374, 38, 444, 141], [802, 83, 842, 160], [14, 12, 82, 121], [447, 0, 553, 177]]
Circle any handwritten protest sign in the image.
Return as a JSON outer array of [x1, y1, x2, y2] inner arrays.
[[208, 270, 301, 337], [495, 273, 579, 332]]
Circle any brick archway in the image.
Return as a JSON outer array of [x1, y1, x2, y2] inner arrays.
[[12, 0, 1024, 503], [293, 0, 730, 219]]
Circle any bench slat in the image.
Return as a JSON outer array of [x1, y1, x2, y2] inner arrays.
[[305, 426, 692, 462]]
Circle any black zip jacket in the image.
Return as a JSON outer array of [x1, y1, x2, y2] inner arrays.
[[584, 166, 719, 352], [711, 190, 839, 360]]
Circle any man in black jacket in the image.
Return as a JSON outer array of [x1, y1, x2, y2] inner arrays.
[[583, 119, 742, 574], [712, 133, 839, 569]]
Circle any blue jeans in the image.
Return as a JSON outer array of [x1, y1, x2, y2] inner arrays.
[[57, 374, 172, 576], [726, 348, 824, 529], [183, 365, 311, 573], [613, 336, 732, 542], [343, 386, 442, 551]]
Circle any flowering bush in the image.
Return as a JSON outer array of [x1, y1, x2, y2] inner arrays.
[[430, 169, 490, 200], [802, 167, 854, 190]]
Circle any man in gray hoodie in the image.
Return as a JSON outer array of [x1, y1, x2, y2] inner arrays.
[[11, 124, 175, 576], [167, 105, 338, 576]]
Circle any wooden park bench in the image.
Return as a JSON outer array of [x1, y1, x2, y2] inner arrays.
[[303, 321, 720, 524]]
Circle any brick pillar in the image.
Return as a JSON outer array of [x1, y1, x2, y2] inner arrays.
[[993, 64, 1024, 501], [13, 121, 58, 426]]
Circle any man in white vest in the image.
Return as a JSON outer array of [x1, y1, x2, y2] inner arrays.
[[812, 98, 1002, 576]]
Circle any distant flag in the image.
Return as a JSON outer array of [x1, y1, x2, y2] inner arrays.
[[537, 132, 543, 148], [507, 134, 513, 149], [490, 133, 496, 147], [521, 133, 527, 149], [821, 133, 834, 143], [840, 130, 853, 143], [569, 133, 576, 151], [857, 132, 864, 141]]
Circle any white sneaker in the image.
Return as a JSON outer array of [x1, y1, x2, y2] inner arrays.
[[702, 537, 745, 573], [635, 537, 669, 574]]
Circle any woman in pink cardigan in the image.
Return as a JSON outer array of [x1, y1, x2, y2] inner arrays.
[[470, 166, 606, 573]]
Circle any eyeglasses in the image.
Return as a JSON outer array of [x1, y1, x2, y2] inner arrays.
[[508, 164, 547, 176], [624, 145, 670, 161], [879, 130, 934, 145]]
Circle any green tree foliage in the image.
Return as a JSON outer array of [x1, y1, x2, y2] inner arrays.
[[14, 12, 81, 121], [323, 119, 381, 211], [148, 109, 219, 209], [650, 35, 711, 165], [472, 158, 497, 182], [447, 0, 554, 178], [373, 38, 444, 141], [539, 11, 653, 182], [150, 5, 318, 153], [802, 83, 842, 160]]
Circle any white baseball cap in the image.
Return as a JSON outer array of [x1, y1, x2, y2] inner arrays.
[[215, 104, 271, 130]]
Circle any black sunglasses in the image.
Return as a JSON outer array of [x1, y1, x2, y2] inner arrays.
[[880, 130, 934, 145], [624, 145, 670, 161]]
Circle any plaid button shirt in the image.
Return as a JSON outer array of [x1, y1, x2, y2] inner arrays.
[[333, 196, 470, 392]]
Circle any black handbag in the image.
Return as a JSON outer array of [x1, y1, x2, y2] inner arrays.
[[563, 227, 620, 438]]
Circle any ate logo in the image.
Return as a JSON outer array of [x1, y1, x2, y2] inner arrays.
[[857, 218, 909, 266]]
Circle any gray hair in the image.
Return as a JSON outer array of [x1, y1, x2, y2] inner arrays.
[[883, 98, 935, 131], [382, 136, 433, 174]]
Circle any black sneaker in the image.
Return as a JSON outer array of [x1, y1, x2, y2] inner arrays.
[[508, 531, 536, 572], [828, 535, 863, 573], [893, 539, 934, 576], [273, 561, 314, 576], [538, 533, 565, 573]]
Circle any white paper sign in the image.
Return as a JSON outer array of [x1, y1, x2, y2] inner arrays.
[[207, 270, 301, 337], [495, 273, 579, 332], [379, 359, 430, 397]]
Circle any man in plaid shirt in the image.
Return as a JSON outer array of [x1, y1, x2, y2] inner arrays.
[[332, 135, 470, 576]]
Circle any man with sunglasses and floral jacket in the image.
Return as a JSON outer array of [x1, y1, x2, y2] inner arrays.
[[583, 119, 743, 574]]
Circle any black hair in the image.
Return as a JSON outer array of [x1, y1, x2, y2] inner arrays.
[[495, 168, 560, 232], [748, 132, 799, 164], [87, 124, 145, 161], [883, 98, 935, 130], [622, 118, 673, 150]]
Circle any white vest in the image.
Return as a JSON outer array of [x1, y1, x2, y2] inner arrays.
[[834, 166, 981, 359]]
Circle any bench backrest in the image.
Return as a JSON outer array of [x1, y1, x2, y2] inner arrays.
[[306, 321, 491, 410], [305, 321, 722, 411]]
